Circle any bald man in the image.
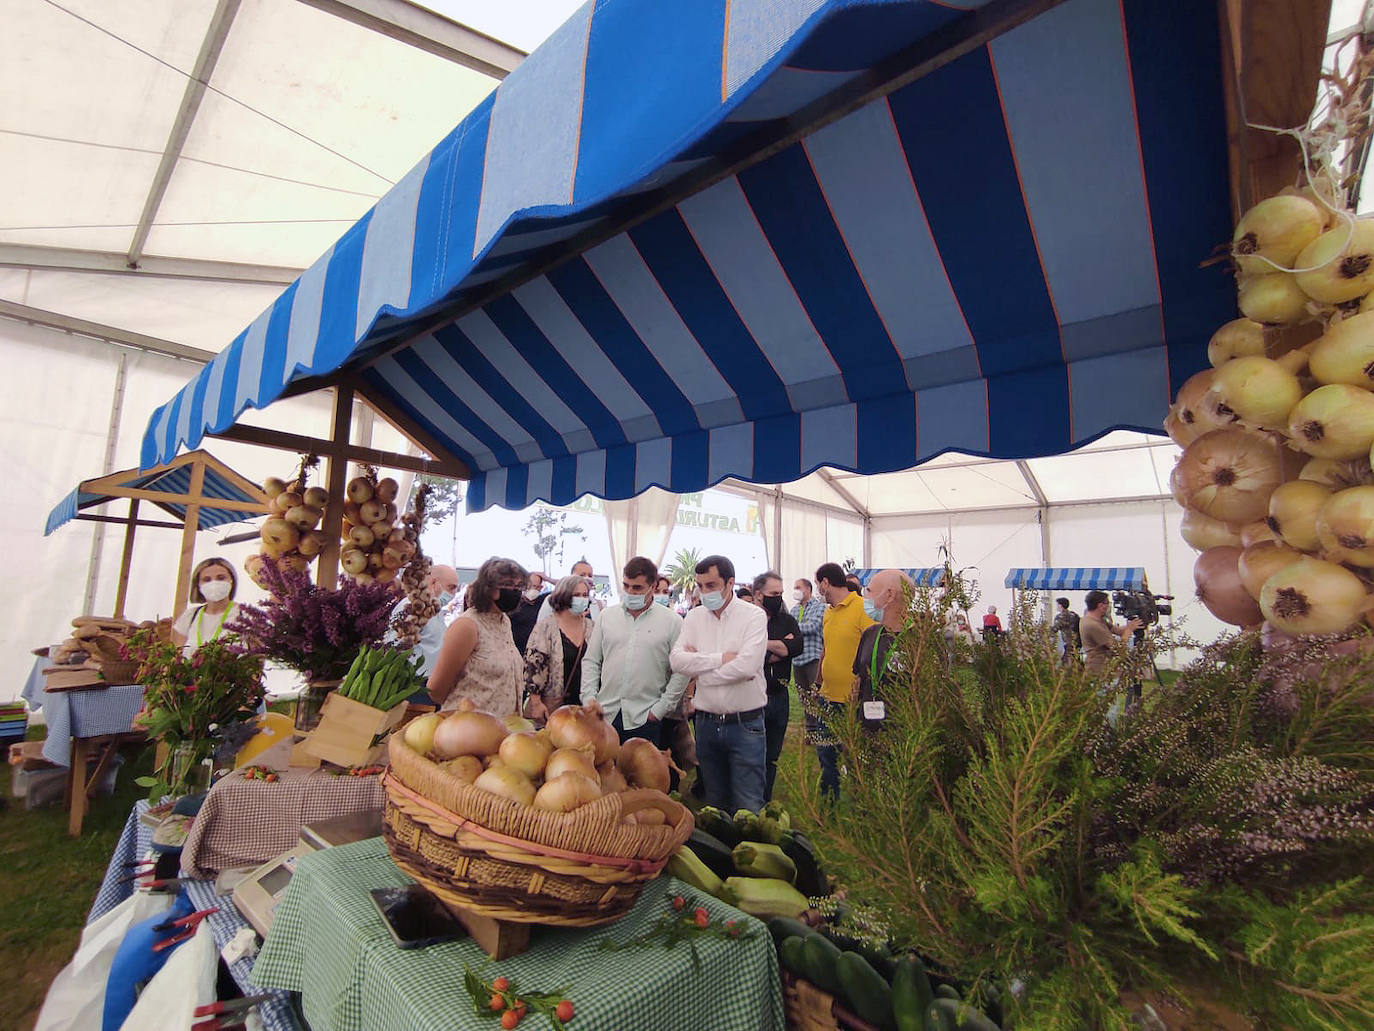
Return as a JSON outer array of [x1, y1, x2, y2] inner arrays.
[[852, 569, 915, 729]]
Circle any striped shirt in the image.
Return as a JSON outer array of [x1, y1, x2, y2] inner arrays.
[[791, 598, 824, 666]]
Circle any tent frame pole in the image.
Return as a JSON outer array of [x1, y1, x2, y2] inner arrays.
[[173, 457, 206, 617], [113, 499, 139, 620], [317, 384, 355, 586]]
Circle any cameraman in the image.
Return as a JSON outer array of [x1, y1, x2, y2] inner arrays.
[[1081, 590, 1141, 677]]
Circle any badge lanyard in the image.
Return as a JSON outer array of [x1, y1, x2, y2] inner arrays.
[[196, 602, 235, 647]]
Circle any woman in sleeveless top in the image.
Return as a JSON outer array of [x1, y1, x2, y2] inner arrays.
[[428, 557, 526, 715], [523, 574, 592, 721]]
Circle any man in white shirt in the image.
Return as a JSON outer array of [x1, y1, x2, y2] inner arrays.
[[389, 564, 458, 703], [582, 557, 687, 745], [670, 554, 768, 814]]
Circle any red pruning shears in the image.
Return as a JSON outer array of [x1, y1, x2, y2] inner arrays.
[[152, 906, 218, 951], [137, 876, 192, 893], [191, 992, 273, 1029]]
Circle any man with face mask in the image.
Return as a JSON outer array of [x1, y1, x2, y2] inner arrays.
[[509, 570, 547, 654], [385, 564, 459, 703], [790, 578, 823, 697], [753, 571, 801, 801], [852, 569, 914, 729]]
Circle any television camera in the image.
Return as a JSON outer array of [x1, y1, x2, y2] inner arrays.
[[1112, 590, 1173, 627]]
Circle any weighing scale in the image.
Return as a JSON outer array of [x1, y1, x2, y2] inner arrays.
[[232, 809, 382, 937]]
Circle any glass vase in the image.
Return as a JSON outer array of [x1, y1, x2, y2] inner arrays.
[[169, 741, 211, 797], [295, 678, 341, 732]]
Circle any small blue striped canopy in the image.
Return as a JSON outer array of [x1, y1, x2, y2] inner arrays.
[[1004, 567, 1146, 591], [44, 463, 262, 536], [853, 567, 945, 588], [139, 0, 1232, 512]]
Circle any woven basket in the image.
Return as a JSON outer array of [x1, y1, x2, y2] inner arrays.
[[383, 736, 694, 926], [96, 659, 141, 686]]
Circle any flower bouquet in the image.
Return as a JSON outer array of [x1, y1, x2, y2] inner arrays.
[[125, 628, 265, 800]]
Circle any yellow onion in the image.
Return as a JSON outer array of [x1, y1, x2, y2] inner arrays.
[[1238, 541, 1304, 600], [532, 772, 602, 812], [1259, 557, 1370, 635], [546, 705, 599, 753], [1315, 486, 1374, 567], [1164, 408, 1199, 449], [591, 715, 621, 766], [401, 713, 443, 755], [473, 765, 536, 806], [1174, 429, 1283, 524], [1300, 455, 1374, 490], [443, 755, 483, 783], [1169, 464, 1188, 507], [498, 731, 553, 779], [432, 709, 509, 759], [596, 761, 628, 793], [503, 713, 537, 735], [617, 738, 671, 792], [1295, 219, 1374, 303], [1288, 384, 1374, 459], [545, 746, 600, 784], [1174, 370, 1234, 436], [1179, 509, 1241, 551], [1232, 195, 1324, 275], [633, 809, 668, 826], [1206, 356, 1302, 428], [1266, 479, 1332, 551], [1238, 272, 1309, 325], [1208, 318, 1267, 368], [1308, 311, 1374, 388], [1194, 546, 1264, 627], [1239, 520, 1279, 547]]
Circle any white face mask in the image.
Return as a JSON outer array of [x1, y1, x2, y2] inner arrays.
[[791, 589, 803, 602], [523, 588, 541, 601], [201, 580, 232, 602]]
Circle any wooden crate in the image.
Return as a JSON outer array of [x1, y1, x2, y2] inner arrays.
[[301, 692, 406, 767]]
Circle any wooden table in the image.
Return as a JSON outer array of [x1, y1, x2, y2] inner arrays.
[[64, 729, 147, 836]]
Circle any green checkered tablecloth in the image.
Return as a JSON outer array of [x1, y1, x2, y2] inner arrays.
[[252, 837, 785, 1031]]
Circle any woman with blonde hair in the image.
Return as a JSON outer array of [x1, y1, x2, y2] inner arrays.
[[170, 557, 239, 656], [522, 574, 593, 721]]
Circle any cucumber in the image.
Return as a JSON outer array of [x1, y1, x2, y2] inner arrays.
[[892, 956, 934, 1031], [935, 985, 962, 1002], [801, 931, 843, 994], [836, 950, 894, 1029], [854, 940, 896, 983], [926, 1002, 956, 1031], [980, 985, 1003, 1028], [779, 936, 810, 978], [766, 916, 814, 947], [685, 829, 735, 880], [928, 998, 1000, 1030], [695, 806, 740, 846], [780, 831, 829, 897]]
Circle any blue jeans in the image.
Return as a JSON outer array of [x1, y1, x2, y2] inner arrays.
[[693, 710, 767, 815], [763, 689, 791, 802], [613, 711, 661, 746], [806, 699, 844, 801]]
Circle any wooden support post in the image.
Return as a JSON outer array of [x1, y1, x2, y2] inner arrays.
[[174, 459, 206, 617], [317, 384, 355, 586], [113, 499, 139, 620]]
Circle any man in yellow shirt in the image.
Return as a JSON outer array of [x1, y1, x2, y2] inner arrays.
[[811, 562, 874, 800]]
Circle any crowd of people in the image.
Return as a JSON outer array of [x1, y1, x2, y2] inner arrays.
[[396, 555, 1146, 811]]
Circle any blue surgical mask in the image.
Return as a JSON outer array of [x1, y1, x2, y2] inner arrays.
[[702, 590, 725, 611], [438, 591, 454, 608], [654, 594, 671, 607], [570, 596, 590, 614], [863, 598, 884, 621], [623, 593, 647, 611]]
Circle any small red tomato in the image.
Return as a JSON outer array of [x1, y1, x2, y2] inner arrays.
[[694, 907, 709, 928], [515, 1005, 528, 1019], [501, 1009, 520, 1029], [672, 895, 685, 910], [489, 994, 504, 1012], [492, 977, 509, 992], [556, 999, 575, 1021]]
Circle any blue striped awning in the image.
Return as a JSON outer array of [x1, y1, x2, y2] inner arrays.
[[139, 0, 1232, 512], [1004, 567, 1146, 591], [44, 462, 264, 536], [853, 567, 945, 588]]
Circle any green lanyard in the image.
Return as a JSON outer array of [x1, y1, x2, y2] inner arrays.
[[195, 602, 235, 647]]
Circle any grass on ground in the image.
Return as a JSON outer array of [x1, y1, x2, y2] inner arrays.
[[0, 729, 154, 1031]]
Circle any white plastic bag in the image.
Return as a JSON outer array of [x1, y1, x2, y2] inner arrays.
[[118, 920, 217, 1031], [35, 891, 172, 1031]]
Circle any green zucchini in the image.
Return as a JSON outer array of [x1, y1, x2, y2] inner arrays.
[[761, 800, 792, 829], [766, 916, 814, 947], [665, 847, 724, 897], [695, 806, 740, 846], [926, 1002, 956, 1031], [733, 841, 798, 883], [779, 935, 810, 978], [892, 956, 934, 1031], [685, 829, 735, 880], [928, 998, 1000, 1030], [779, 830, 829, 897], [801, 931, 843, 994], [934, 984, 962, 1002], [980, 985, 1003, 1028], [836, 950, 894, 1029]]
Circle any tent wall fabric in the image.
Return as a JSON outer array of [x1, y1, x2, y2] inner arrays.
[[138, 0, 1234, 514]]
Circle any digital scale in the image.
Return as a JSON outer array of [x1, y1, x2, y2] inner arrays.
[[231, 809, 382, 937]]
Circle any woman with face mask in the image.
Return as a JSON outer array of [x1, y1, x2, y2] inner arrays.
[[521, 575, 593, 723], [427, 557, 527, 714], [170, 558, 239, 657]]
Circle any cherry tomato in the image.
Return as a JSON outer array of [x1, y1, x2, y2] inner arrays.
[[672, 895, 685, 910], [492, 977, 510, 992], [501, 1009, 521, 1029], [556, 999, 575, 1021], [489, 994, 504, 1012], [694, 907, 709, 928]]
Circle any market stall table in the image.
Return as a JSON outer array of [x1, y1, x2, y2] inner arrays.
[[21, 673, 146, 835], [91, 801, 303, 1031], [254, 837, 785, 1031]]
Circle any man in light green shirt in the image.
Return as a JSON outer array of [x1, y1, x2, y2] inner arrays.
[[583, 556, 688, 745]]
